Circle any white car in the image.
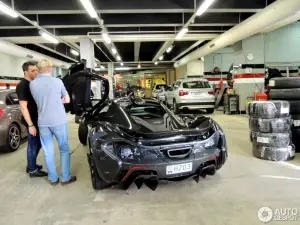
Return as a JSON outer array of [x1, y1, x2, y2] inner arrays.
[[152, 84, 168, 101], [165, 78, 216, 114]]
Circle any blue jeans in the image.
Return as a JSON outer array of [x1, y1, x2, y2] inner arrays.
[[39, 124, 71, 182], [27, 129, 42, 173]]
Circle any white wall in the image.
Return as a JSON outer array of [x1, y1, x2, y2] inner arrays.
[[204, 47, 233, 72], [186, 59, 204, 75]]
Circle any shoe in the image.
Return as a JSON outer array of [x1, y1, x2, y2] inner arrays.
[[26, 165, 43, 173], [50, 178, 59, 186], [61, 176, 77, 186], [29, 170, 48, 178]]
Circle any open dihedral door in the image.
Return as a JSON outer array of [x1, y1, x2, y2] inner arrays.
[[62, 62, 109, 117]]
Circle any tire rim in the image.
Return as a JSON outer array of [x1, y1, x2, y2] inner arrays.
[[9, 126, 20, 150]]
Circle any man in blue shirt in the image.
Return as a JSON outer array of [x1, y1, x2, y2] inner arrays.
[[30, 59, 77, 186]]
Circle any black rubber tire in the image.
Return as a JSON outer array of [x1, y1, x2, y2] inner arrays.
[[269, 77, 300, 89], [173, 99, 180, 114], [89, 154, 110, 190], [291, 128, 300, 153], [248, 101, 290, 119], [252, 143, 295, 161], [269, 88, 300, 100], [5, 124, 21, 152], [250, 131, 253, 142], [206, 108, 215, 114], [289, 100, 300, 114], [78, 123, 88, 145], [252, 132, 291, 148], [249, 117, 292, 133]]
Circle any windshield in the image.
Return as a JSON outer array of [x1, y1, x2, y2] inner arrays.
[[155, 84, 167, 90], [183, 81, 211, 89]]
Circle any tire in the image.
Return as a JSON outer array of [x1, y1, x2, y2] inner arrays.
[[5, 124, 21, 152], [252, 143, 295, 161], [249, 117, 292, 133], [173, 100, 179, 114], [89, 154, 110, 190], [269, 88, 300, 100], [291, 128, 300, 153], [78, 123, 88, 145], [251, 132, 291, 148], [206, 108, 215, 114], [248, 101, 290, 119], [250, 131, 253, 142], [269, 77, 300, 89], [289, 100, 300, 114]]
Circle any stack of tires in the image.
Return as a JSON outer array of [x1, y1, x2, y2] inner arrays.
[[248, 101, 295, 161], [269, 77, 300, 152]]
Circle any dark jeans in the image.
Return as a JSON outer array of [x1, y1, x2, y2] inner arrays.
[[27, 128, 42, 173]]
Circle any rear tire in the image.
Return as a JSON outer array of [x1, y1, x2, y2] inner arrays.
[[89, 154, 110, 190], [269, 77, 300, 89], [5, 124, 21, 152], [78, 123, 88, 145], [269, 88, 300, 100], [206, 108, 215, 114], [173, 100, 179, 114]]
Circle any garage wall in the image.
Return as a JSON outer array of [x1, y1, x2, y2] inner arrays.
[[204, 47, 233, 73], [186, 59, 204, 75], [175, 64, 187, 79]]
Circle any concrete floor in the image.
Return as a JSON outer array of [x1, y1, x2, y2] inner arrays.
[[1, 113, 300, 225]]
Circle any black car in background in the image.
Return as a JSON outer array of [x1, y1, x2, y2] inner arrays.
[[62, 62, 228, 191]]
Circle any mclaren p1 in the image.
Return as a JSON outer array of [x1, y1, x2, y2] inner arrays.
[[62, 62, 228, 191]]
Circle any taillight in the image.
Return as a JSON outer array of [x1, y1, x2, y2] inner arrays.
[[0, 109, 3, 117], [179, 90, 189, 96], [208, 91, 215, 95]]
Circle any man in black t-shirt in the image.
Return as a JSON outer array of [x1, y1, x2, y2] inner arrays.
[[16, 61, 47, 177]]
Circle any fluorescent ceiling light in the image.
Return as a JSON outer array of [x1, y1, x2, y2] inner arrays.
[[100, 65, 105, 69], [39, 30, 59, 44], [80, 0, 98, 18], [94, 62, 97, 67], [95, 58, 100, 62], [70, 49, 79, 56], [0, 2, 18, 18], [102, 32, 111, 44], [111, 48, 117, 54], [175, 28, 188, 40], [196, 0, 215, 16], [166, 45, 173, 53], [95, 68, 101, 71], [138, 64, 141, 68], [117, 56, 121, 61], [159, 55, 164, 60], [120, 62, 124, 66], [115, 67, 130, 71], [154, 62, 158, 65]]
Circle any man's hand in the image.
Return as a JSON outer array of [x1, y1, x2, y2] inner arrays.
[[29, 126, 37, 136], [61, 94, 70, 104]]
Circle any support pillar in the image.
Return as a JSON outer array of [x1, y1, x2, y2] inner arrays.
[[80, 37, 95, 71], [108, 63, 114, 99]]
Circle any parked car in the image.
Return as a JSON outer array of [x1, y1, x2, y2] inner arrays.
[[62, 63, 228, 191], [152, 84, 167, 99], [165, 78, 216, 114], [0, 90, 27, 152]]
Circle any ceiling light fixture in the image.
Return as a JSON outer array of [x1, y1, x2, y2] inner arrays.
[[166, 45, 173, 53], [196, 0, 215, 16], [111, 47, 117, 54], [0, 2, 18, 18], [175, 28, 188, 40], [115, 67, 130, 71], [155, 62, 158, 65], [138, 64, 141, 68], [80, 0, 98, 18], [100, 65, 105, 69], [120, 62, 124, 66], [95, 68, 101, 71], [102, 32, 111, 44], [159, 55, 164, 61], [70, 49, 79, 56], [39, 30, 59, 44], [117, 56, 121, 61]]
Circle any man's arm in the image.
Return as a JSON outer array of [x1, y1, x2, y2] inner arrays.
[[19, 101, 34, 127], [60, 79, 70, 104]]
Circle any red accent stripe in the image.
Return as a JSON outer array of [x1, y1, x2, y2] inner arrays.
[[210, 156, 217, 160], [206, 78, 227, 81], [121, 166, 148, 182], [233, 73, 265, 79], [0, 83, 18, 87]]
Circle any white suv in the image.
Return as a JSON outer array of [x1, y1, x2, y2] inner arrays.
[[152, 84, 168, 101], [165, 78, 216, 114]]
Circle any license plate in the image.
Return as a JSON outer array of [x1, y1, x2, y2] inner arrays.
[[191, 92, 204, 96], [257, 137, 270, 144], [166, 163, 193, 175]]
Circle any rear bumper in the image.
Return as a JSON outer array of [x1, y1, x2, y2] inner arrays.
[[177, 102, 215, 109]]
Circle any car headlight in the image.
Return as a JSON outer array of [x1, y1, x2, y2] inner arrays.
[[117, 143, 161, 160]]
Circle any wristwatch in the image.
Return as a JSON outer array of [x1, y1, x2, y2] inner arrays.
[[28, 124, 34, 127]]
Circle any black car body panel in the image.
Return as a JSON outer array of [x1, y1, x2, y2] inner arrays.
[[63, 62, 228, 190]]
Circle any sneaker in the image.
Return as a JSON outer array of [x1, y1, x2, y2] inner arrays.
[[61, 176, 77, 186], [29, 170, 48, 178], [50, 178, 59, 186]]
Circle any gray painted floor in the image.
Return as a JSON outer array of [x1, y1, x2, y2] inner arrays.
[[1, 113, 300, 225]]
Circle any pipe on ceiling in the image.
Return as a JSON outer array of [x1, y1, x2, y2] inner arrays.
[[174, 0, 300, 68], [0, 39, 71, 68]]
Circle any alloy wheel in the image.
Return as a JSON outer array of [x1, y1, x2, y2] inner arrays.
[[9, 125, 20, 150]]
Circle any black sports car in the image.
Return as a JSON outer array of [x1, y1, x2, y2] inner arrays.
[[63, 62, 228, 191]]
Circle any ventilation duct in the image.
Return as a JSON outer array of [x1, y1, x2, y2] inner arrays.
[[174, 0, 300, 68]]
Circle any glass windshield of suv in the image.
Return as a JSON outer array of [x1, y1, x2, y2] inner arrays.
[[155, 84, 167, 90], [183, 81, 211, 89]]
